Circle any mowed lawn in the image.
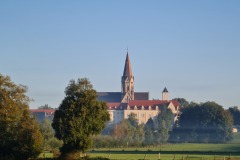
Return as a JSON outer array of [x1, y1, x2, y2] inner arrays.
[[89, 143, 240, 160], [38, 133, 240, 159]]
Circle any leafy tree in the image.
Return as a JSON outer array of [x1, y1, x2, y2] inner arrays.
[[157, 106, 174, 131], [144, 118, 155, 145], [111, 119, 134, 146], [143, 107, 173, 145], [110, 113, 145, 147], [38, 104, 54, 109], [171, 102, 233, 143], [173, 98, 189, 108], [0, 74, 43, 160], [154, 106, 173, 143], [228, 106, 240, 126], [52, 78, 110, 158], [40, 118, 62, 152], [128, 112, 138, 126]]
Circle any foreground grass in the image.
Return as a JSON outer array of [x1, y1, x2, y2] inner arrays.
[[89, 153, 240, 160], [37, 141, 240, 159], [89, 143, 240, 160], [92, 143, 240, 152]]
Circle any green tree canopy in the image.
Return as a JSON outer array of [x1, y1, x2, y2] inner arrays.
[[128, 112, 138, 126], [228, 106, 240, 127], [38, 104, 54, 109], [173, 98, 189, 108], [171, 102, 233, 143], [52, 78, 110, 158], [40, 118, 62, 152], [0, 74, 43, 160], [144, 118, 155, 145]]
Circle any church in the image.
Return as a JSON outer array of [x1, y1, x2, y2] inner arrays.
[[97, 52, 181, 125]]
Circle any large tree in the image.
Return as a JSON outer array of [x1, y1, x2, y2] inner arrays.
[[155, 106, 173, 143], [171, 102, 233, 143], [52, 78, 110, 159], [228, 106, 240, 127], [0, 74, 43, 160]]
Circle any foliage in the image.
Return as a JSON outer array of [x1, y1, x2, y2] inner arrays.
[[144, 106, 173, 145], [0, 74, 43, 160], [173, 98, 190, 108], [100, 107, 174, 147], [38, 104, 55, 109], [144, 118, 155, 145], [128, 112, 138, 126], [40, 118, 62, 152], [52, 78, 110, 158], [228, 106, 240, 127], [109, 113, 145, 147], [170, 101, 233, 143]]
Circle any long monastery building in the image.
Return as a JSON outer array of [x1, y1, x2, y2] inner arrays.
[[97, 52, 181, 125]]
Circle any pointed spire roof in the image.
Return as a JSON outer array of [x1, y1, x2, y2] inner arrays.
[[123, 52, 133, 78], [162, 87, 168, 93]]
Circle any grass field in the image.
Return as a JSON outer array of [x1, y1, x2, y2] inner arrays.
[[38, 133, 240, 159], [89, 143, 240, 160]]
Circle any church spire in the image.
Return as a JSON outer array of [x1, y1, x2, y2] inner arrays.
[[121, 51, 134, 103], [123, 52, 133, 78]]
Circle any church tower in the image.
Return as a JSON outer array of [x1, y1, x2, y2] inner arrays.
[[162, 87, 169, 101], [121, 52, 134, 103]]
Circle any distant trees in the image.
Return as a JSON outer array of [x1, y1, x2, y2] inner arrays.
[[173, 98, 189, 108], [144, 118, 155, 145], [144, 106, 173, 145], [110, 113, 145, 147], [38, 104, 54, 109], [228, 106, 240, 127], [52, 78, 110, 159], [155, 106, 173, 143], [40, 118, 62, 154], [170, 102, 233, 143], [93, 107, 174, 148], [0, 74, 43, 160]]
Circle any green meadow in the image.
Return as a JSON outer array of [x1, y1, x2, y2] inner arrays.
[[89, 143, 240, 160], [37, 133, 240, 159], [37, 143, 240, 160]]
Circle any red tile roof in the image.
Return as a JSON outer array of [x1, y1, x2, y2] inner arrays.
[[106, 100, 181, 110], [128, 100, 169, 106], [171, 100, 181, 108], [30, 109, 55, 113]]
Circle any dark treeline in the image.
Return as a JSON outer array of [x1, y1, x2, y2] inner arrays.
[[93, 100, 237, 148], [170, 101, 233, 143]]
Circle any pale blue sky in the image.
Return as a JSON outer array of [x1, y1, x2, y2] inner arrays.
[[1, 1, 239, 109]]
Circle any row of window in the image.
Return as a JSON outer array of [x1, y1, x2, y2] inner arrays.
[[110, 113, 153, 118], [127, 106, 159, 110]]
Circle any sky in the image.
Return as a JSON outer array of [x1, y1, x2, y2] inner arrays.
[[1, 1, 240, 109]]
